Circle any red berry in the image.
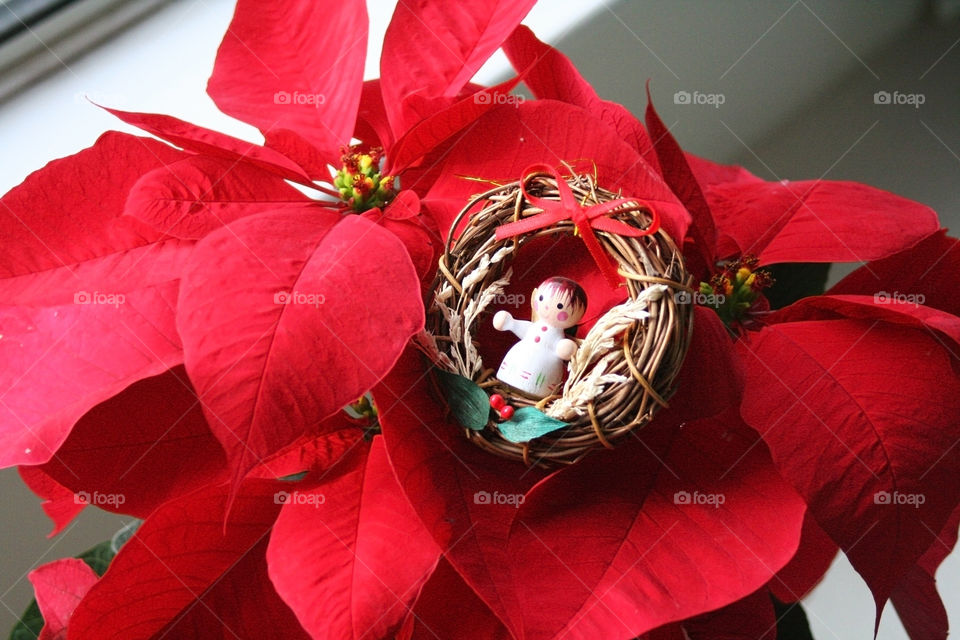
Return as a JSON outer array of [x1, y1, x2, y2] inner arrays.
[[489, 394, 505, 410], [499, 405, 514, 420]]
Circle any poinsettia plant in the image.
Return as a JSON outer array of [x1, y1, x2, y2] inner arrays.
[[4, 1, 959, 639]]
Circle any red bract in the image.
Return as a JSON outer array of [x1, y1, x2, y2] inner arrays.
[[656, 117, 959, 636], [31, 366, 227, 519], [177, 209, 423, 487], [267, 439, 439, 639], [18, 466, 86, 537], [381, 0, 538, 135], [0, 132, 188, 468], [206, 1, 368, 178], [5, 2, 960, 639], [891, 505, 960, 640], [738, 311, 960, 613], [67, 479, 306, 640], [2, 0, 536, 478], [375, 345, 805, 639], [28, 558, 98, 640]]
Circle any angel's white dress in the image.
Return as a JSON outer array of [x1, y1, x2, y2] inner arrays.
[[496, 316, 567, 398]]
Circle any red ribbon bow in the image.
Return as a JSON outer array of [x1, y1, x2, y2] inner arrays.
[[494, 164, 660, 287]]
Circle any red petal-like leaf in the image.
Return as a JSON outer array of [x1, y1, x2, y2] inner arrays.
[[153, 537, 310, 639], [890, 505, 959, 640], [29, 558, 98, 640], [248, 425, 366, 481], [506, 411, 805, 639], [682, 588, 777, 640], [125, 155, 312, 240], [891, 565, 948, 640], [207, 0, 367, 175], [34, 366, 227, 519], [684, 153, 761, 189], [178, 209, 424, 486], [0, 132, 191, 467], [771, 294, 960, 348], [375, 347, 549, 634], [356, 80, 394, 151], [103, 106, 314, 185], [706, 180, 939, 264], [503, 26, 660, 173], [386, 76, 524, 175], [18, 467, 86, 536], [424, 100, 690, 245], [645, 91, 716, 276], [380, 0, 536, 135], [769, 512, 838, 602], [267, 438, 439, 639], [68, 480, 308, 639], [364, 192, 442, 284], [652, 306, 742, 428], [829, 229, 960, 317], [738, 318, 960, 616], [638, 625, 687, 640], [918, 503, 960, 576], [398, 558, 512, 640], [0, 131, 188, 305], [0, 284, 184, 468]]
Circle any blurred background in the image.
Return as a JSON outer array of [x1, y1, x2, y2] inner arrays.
[[0, 0, 957, 637]]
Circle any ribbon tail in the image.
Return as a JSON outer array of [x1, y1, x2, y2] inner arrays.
[[576, 219, 622, 288]]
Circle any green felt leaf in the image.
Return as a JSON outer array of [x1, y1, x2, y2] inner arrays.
[[434, 368, 490, 431], [497, 407, 568, 443]]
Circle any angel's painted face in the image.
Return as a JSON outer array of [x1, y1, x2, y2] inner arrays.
[[534, 277, 587, 329]]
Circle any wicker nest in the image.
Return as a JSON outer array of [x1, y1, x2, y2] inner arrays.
[[424, 168, 695, 466]]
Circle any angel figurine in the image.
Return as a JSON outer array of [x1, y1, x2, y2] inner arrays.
[[492, 277, 587, 399]]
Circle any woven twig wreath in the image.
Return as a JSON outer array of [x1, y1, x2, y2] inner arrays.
[[424, 166, 695, 466]]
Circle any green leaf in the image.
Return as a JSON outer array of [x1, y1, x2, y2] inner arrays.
[[8, 600, 42, 640], [764, 262, 831, 310], [78, 539, 116, 577], [109, 519, 141, 555], [277, 471, 309, 483], [771, 596, 816, 640], [497, 407, 568, 443], [434, 368, 490, 431], [8, 521, 141, 640]]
